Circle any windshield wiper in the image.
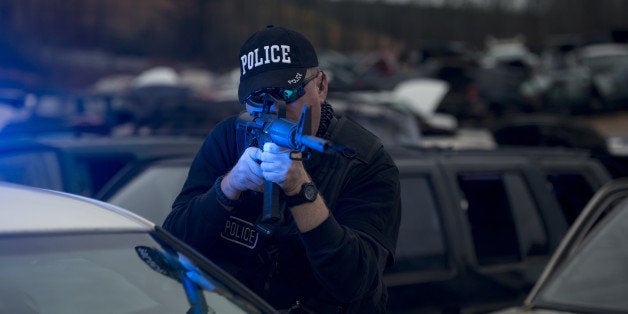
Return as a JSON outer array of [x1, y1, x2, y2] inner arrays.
[[135, 246, 213, 314]]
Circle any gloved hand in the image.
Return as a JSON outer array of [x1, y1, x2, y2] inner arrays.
[[222, 147, 264, 199], [260, 142, 309, 196]]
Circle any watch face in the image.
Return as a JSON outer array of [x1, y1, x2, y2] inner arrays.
[[303, 184, 318, 202]]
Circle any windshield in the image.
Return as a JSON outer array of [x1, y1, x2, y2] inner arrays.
[[0, 232, 262, 314], [536, 197, 628, 312]]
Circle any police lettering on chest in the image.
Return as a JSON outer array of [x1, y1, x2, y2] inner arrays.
[[220, 216, 259, 249], [240, 45, 292, 75]]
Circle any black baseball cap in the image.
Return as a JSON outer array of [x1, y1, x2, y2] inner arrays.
[[238, 25, 318, 104]]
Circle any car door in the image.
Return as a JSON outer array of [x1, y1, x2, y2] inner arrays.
[[439, 153, 559, 300], [385, 155, 461, 312], [538, 155, 612, 224]]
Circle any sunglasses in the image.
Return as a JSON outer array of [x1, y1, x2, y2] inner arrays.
[[245, 70, 321, 107]]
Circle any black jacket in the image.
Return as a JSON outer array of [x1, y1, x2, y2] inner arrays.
[[163, 112, 401, 313]]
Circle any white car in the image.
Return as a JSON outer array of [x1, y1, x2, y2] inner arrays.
[[493, 177, 628, 314], [0, 182, 276, 313]]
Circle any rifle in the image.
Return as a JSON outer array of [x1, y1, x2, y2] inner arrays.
[[236, 93, 346, 236]]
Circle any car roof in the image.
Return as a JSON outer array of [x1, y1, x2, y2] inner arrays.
[[0, 135, 202, 154], [577, 43, 628, 59], [35, 135, 202, 156], [0, 182, 152, 234], [388, 144, 595, 160]]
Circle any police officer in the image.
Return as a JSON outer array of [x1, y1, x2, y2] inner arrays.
[[163, 25, 401, 313]]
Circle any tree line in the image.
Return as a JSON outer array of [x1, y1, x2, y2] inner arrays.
[[1, 0, 627, 73]]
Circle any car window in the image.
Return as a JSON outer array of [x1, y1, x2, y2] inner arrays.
[[0, 232, 261, 314], [108, 165, 189, 224], [74, 154, 136, 195], [545, 173, 596, 225], [0, 150, 63, 190], [536, 197, 628, 312], [388, 174, 448, 273], [458, 171, 548, 265], [505, 173, 549, 256]]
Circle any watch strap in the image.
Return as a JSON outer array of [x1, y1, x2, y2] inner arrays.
[[285, 182, 317, 207]]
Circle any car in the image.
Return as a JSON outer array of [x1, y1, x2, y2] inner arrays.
[[96, 143, 612, 313], [329, 91, 423, 146], [576, 43, 628, 110], [0, 181, 276, 313], [522, 42, 628, 115], [384, 145, 611, 313], [490, 113, 628, 179], [96, 156, 193, 224], [491, 177, 628, 314], [0, 135, 203, 197], [330, 79, 500, 151]]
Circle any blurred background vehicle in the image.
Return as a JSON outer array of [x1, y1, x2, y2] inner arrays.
[[473, 36, 540, 118], [490, 114, 628, 178], [0, 136, 202, 197], [97, 157, 193, 224], [523, 42, 628, 115], [0, 182, 276, 313], [492, 177, 628, 314], [385, 145, 611, 313]]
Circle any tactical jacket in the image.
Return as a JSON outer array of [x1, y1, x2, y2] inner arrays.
[[163, 112, 401, 313]]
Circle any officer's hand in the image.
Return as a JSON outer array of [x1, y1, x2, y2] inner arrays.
[[223, 147, 264, 197], [260, 143, 309, 195]]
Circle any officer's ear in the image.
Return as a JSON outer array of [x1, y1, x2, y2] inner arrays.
[[316, 71, 328, 100], [319, 71, 326, 91]]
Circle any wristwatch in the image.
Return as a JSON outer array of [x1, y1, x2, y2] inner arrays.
[[285, 182, 318, 207]]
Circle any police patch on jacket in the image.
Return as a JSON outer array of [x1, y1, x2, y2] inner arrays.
[[220, 216, 259, 249]]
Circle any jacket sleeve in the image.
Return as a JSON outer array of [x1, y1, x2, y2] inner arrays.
[[301, 146, 401, 304], [162, 116, 241, 256]]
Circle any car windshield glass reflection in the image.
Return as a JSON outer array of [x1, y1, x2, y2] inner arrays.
[[0, 233, 253, 314], [537, 197, 628, 312]]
